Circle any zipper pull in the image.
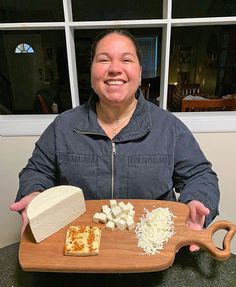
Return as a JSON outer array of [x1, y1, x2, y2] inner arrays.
[[112, 142, 116, 155]]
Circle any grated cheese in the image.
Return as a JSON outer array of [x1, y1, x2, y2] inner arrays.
[[135, 207, 175, 255]]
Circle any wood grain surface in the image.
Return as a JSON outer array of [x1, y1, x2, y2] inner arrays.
[[19, 200, 236, 273]]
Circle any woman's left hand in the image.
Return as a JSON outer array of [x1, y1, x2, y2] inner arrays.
[[187, 200, 210, 252]]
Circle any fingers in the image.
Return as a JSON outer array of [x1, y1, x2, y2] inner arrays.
[[9, 191, 40, 213], [187, 220, 202, 230], [188, 200, 210, 217], [187, 201, 210, 253], [9, 201, 29, 237], [9, 192, 40, 237], [21, 210, 29, 237], [195, 201, 210, 216], [9, 201, 25, 212], [199, 204, 210, 216], [189, 244, 200, 252], [187, 200, 210, 227]]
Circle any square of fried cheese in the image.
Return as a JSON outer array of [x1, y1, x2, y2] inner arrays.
[[64, 226, 101, 256]]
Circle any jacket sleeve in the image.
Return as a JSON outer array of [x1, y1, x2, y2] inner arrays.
[[173, 118, 220, 226], [15, 118, 59, 202]]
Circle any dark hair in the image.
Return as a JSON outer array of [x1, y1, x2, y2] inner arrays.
[[90, 29, 142, 65]]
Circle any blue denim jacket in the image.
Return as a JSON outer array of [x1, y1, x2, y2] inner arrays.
[[17, 91, 220, 225]]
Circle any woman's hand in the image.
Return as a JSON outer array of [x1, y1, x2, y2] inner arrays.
[[187, 200, 210, 252], [9, 192, 40, 237]]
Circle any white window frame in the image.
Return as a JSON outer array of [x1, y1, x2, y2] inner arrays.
[[0, 0, 236, 136]]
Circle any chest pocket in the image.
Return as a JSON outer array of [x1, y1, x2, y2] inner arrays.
[[58, 153, 97, 199], [127, 155, 172, 199], [128, 155, 168, 167]]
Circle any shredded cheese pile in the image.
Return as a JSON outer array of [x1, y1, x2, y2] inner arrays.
[[135, 207, 175, 255]]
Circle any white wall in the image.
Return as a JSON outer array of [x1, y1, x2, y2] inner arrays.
[[194, 133, 236, 254], [1, 133, 236, 255], [0, 136, 38, 247]]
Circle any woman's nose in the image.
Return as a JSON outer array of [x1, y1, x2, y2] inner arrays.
[[108, 60, 122, 74]]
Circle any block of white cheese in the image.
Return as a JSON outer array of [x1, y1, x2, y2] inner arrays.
[[26, 185, 86, 243]]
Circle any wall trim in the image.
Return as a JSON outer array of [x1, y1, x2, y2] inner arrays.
[[0, 112, 236, 136]]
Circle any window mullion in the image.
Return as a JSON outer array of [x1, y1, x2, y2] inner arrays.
[[159, 0, 172, 109], [171, 16, 236, 27], [63, 0, 79, 107], [63, 0, 73, 22], [64, 26, 80, 107]]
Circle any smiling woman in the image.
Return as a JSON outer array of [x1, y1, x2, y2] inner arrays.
[[0, 0, 236, 261], [90, 30, 142, 138], [10, 29, 220, 255]]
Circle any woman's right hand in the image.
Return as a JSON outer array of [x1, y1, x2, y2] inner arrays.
[[9, 192, 40, 237]]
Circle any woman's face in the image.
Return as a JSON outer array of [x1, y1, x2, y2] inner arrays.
[[91, 33, 142, 105]]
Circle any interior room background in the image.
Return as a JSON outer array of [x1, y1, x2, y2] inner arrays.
[[0, 0, 235, 253]]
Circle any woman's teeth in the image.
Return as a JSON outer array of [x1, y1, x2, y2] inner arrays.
[[106, 80, 125, 86]]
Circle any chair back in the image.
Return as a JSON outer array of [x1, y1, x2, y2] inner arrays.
[[182, 98, 235, 112], [37, 94, 50, 114]]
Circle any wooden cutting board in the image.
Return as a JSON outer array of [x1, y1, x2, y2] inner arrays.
[[19, 199, 236, 273]]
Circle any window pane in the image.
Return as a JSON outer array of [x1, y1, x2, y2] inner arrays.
[[0, 0, 64, 23], [172, 0, 236, 18], [75, 28, 162, 105], [168, 26, 236, 112], [0, 30, 71, 115], [72, 0, 162, 21]]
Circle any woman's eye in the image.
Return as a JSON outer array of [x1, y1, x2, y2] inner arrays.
[[98, 58, 109, 62], [123, 58, 132, 62]]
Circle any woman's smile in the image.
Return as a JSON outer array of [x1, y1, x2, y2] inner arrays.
[[105, 80, 126, 86]]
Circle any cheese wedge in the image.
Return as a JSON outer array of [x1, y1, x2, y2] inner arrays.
[[26, 185, 86, 243]]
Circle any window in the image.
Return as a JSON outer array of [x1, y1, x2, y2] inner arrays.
[[0, 0, 235, 136], [137, 36, 158, 79], [72, 0, 163, 21], [15, 43, 34, 54], [0, 0, 64, 22], [0, 30, 71, 114], [172, 0, 236, 18], [168, 25, 236, 113]]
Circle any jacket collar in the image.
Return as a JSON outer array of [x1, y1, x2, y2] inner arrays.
[[74, 89, 152, 142]]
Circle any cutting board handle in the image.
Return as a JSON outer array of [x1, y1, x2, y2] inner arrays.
[[203, 220, 236, 260], [179, 220, 236, 261]]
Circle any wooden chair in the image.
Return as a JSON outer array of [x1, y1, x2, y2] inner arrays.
[[141, 77, 160, 100], [167, 83, 201, 112], [140, 82, 150, 99], [181, 98, 235, 112], [37, 94, 50, 114], [181, 83, 201, 97], [36, 88, 59, 114]]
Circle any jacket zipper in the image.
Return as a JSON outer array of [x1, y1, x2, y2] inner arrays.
[[74, 129, 116, 198], [111, 142, 116, 199]]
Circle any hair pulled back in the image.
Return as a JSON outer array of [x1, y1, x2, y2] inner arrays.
[[90, 29, 142, 65]]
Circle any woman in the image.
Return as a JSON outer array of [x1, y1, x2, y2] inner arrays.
[[10, 29, 219, 252]]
